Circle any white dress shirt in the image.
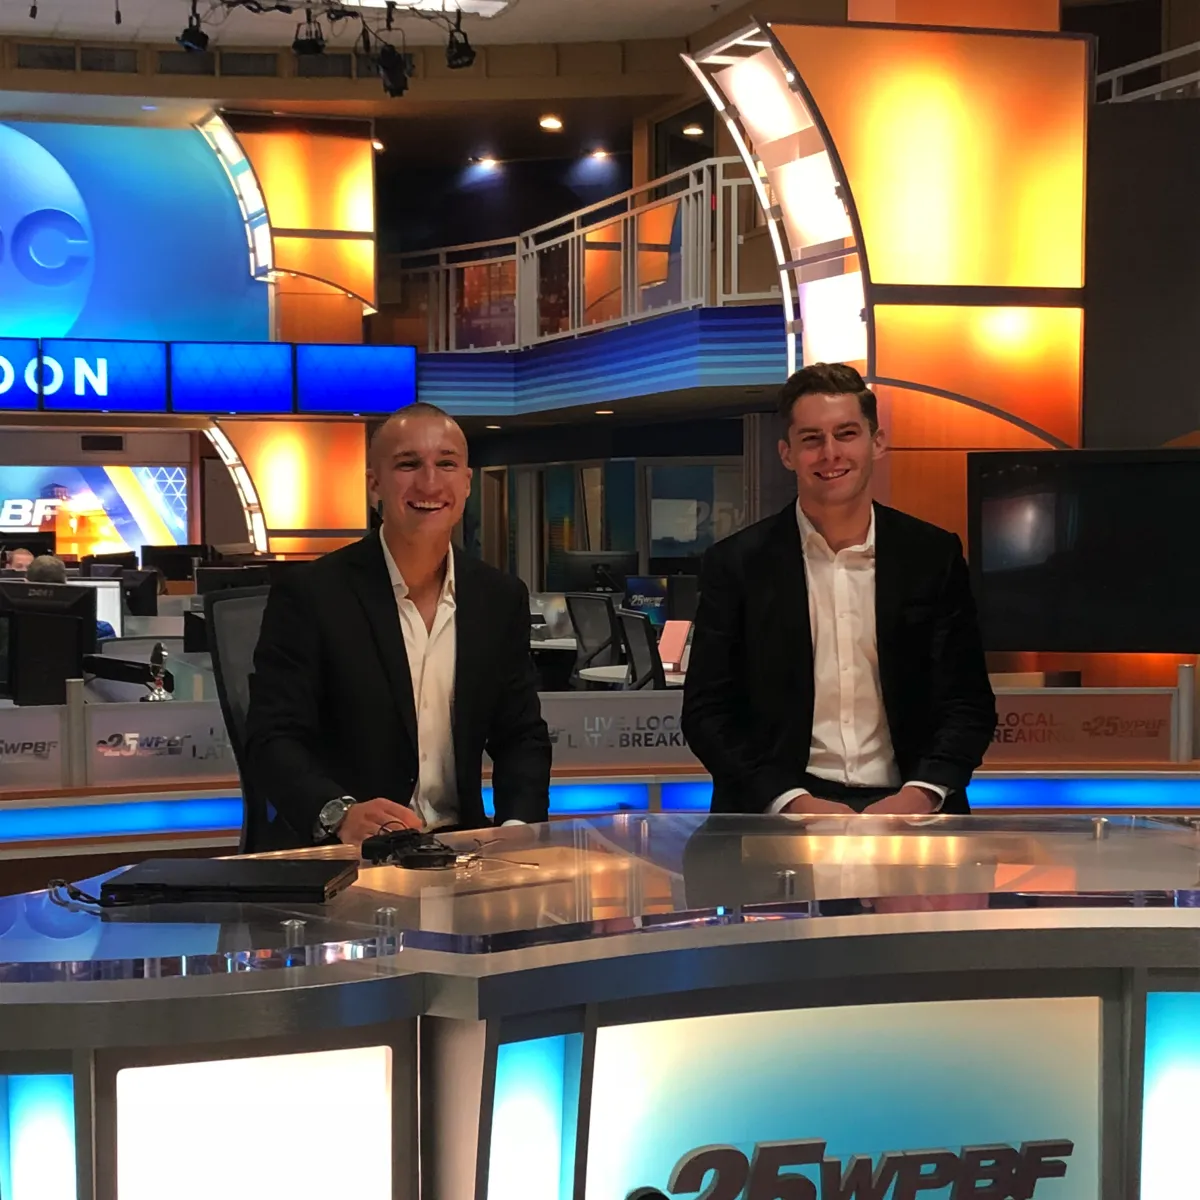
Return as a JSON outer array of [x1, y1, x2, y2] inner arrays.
[[381, 536, 459, 829], [770, 503, 946, 813]]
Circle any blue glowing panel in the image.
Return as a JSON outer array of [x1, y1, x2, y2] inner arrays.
[[0, 1074, 76, 1200], [3, 121, 267, 340], [0, 796, 242, 843], [0, 339, 39, 409], [660, 780, 713, 812], [489, 1035, 582, 1200], [1142, 992, 1200, 1197], [39, 339, 166, 412], [296, 344, 417, 414], [170, 342, 293, 414], [482, 783, 650, 819], [968, 777, 1200, 810]]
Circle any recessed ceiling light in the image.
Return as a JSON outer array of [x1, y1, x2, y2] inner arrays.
[[682, 123, 704, 137], [591, 149, 608, 160], [371, 138, 384, 151], [478, 156, 498, 169], [539, 114, 563, 131], [486, 424, 501, 430], [595, 409, 614, 415]]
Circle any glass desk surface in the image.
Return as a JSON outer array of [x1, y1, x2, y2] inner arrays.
[[3, 812, 1200, 980]]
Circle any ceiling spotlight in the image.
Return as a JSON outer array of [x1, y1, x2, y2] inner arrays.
[[479, 156, 498, 168], [376, 43, 415, 97], [177, 0, 209, 51], [371, 138, 384, 151], [485, 424, 501, 430], [446, 9, 476, 69], [595, 409, 614, 415], [591, 149, 608, 160], [539, 114, 563, 131], [682, 123, 704, 137], [293, 9, 325, 55]]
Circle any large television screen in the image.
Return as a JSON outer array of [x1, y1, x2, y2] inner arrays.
[[0, 465, 187, 558], [968, 451, 1200, 653]]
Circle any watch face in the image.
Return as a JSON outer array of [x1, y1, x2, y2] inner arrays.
[[319, 798, 348, 831]]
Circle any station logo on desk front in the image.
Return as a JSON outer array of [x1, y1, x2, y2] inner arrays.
[[625, 1138, 1073, 1199], [584, 999, 1099, 1200]]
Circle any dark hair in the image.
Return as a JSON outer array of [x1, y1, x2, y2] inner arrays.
[[25, 554, 67, 584], [777, 362, 877, 433]]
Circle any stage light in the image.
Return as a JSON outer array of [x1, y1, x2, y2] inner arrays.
[[446, 9, 476, 68], [177, 1, 208, 52], [539, 114, 563, 131], [375, 43, 414, 97], [371, 138, 384, 151], [595, 409, 614, 415], [478, 156, 498, 169], [486, 424, 501, 430], [292, 9, 325, 55], [590, 149, 608, 160], [682, 123, 704, 136]]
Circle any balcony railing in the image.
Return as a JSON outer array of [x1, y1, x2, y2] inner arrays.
[[1097, 41, 1200, 103], [377, 157, 783, 353]]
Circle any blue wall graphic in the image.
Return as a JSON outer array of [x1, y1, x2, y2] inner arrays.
[[0, 122, 267, 342]]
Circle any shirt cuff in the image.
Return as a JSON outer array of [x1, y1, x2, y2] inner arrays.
[[768, 789, 810, 815], [500, 819, 526, 827], [905, 781, 948, 812]]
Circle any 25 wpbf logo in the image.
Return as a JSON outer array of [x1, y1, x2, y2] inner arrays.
[[0, 124, 94, 337]]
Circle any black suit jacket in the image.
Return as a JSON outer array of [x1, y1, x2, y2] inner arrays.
[[681, 503, 997, 816], [244, 533, 551, 847]]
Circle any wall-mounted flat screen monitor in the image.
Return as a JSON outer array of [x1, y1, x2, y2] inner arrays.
[[968, 450, 1200, 653]]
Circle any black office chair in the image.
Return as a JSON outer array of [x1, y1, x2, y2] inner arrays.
[[565, 592, 623, 688], [204, 585, 271, 853], [618, 608, 671, 690]]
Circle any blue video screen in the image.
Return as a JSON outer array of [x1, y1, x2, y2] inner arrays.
[[170, 342, 293, 413], [0, 338, 40, 409], [296, 343, 417, 414], [39, 338, 167, 412]]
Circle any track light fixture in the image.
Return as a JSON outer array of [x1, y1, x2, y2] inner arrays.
[[115, 0, 122, 24], [177, 0, 209, 51], [376, 42, 414, 97], [445, 9, 475, 70], [292, 8, 325, 55]]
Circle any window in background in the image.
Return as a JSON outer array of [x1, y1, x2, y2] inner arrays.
[[647, 462, 744, 572], [602, 459, 638, 553], [653, 103, 716, 179], [542, 464, 577, 591]]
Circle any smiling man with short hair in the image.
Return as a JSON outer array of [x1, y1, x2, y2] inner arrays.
[[246, 402, 550, 848], [681, 363, 996, 818]]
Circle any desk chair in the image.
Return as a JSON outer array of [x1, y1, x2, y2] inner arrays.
[[618, 608, 674, 690], [565, 592, 623, 688], [204, 585, 271, 853]]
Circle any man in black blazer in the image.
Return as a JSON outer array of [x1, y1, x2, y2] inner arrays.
[[682, 363, 996, 817], [245, 402, 550, 847]]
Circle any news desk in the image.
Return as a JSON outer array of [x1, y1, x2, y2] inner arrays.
[[2, 813, 1199, 1200]]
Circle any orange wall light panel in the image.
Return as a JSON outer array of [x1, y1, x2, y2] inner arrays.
[[218, 420, 367, 549], [772, 24, 1087, 290], [238, 129, 377, 309], [847, 0, 1060, 32]]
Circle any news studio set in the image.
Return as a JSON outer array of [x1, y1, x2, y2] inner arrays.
[[5, 2, 1200, 1198]]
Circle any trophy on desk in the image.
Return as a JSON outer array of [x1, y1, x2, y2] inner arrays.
[[142, 642, 172, 703]]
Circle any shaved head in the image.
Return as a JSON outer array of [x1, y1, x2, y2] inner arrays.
[[367, 402, 472, 546], [369, 403, 466, 469]]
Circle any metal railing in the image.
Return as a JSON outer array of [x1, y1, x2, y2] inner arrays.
[[379, 157, 782, 353], [1097, 41, 1200, 103]]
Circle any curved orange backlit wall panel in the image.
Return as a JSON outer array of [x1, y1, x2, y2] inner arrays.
[[217, 420, 367, 555], [685, 15, 1089, 541], [236, 129, 377, 336]]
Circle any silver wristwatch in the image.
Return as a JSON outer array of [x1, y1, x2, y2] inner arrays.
[[315, 795, 357, 840]]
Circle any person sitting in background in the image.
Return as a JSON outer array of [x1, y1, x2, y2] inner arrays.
[[25, 555, 117, 639], [5, 547, 34, 572]]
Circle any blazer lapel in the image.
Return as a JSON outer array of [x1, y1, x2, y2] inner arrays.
[[760, 505, 814, 744], [451, 549, 482, 784], [872, 502, 904, 724], [347, 533, 419, 752]]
